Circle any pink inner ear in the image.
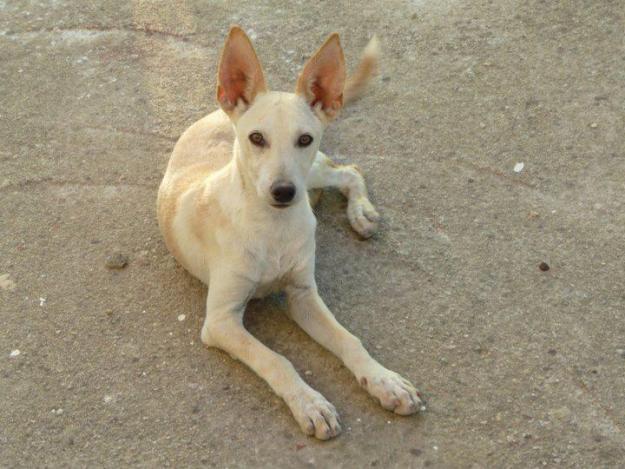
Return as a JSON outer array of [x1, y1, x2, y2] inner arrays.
[[311, 73, 343, 111], [220, 68, 249, 106], [311, 81, 337, 110]]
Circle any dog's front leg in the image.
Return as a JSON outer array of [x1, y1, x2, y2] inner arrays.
[[286, 277, 424, 415], [307, 151, 380, 238], [200, 273, 341, 440]]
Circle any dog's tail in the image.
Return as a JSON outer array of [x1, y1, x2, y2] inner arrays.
[[343, 35, 381, 105]]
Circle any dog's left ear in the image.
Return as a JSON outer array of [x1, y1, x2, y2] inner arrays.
[[217, 26, 267, 115], [296, 33, 346, 121]]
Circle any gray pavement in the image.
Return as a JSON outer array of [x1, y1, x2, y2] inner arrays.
[[1, 0, 624, 467]]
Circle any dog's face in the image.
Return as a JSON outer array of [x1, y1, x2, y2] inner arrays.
[[216, 27, 345, 208], [234, 92, 323, 207]]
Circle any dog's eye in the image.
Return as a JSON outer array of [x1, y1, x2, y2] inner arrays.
[[249, 132, 266, 147], [297, 134, 313, 147]]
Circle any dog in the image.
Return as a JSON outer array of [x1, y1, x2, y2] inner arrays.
[[157, 26, 423, 440]]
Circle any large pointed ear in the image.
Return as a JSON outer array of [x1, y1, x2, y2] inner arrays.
[[216, 26, 267, 114], [296, 33, 346, 121]]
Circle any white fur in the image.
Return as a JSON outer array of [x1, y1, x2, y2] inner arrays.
[[157, 30, 423, 440]]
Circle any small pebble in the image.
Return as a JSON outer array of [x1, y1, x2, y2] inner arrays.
[[105, 253, 128, 269], [9, 349, 20, 358], [103, 395, 113, 404], [304, 370, 312, 376], [539, 262, 550, 272], [177, 314, 186, 322], [0, 273, 16, 291], [590, 122, 598, 128], [513, 162, 525, 173]]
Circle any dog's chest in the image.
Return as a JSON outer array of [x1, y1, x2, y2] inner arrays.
[[238, 221, 314, 296], [250, 235, 307, 291]]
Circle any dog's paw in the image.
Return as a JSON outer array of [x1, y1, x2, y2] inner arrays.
[[347, 196, 380, 238], [286, 387, 342, 440], [359, 367, 424, 415]]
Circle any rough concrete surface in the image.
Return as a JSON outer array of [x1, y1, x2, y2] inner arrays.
[[1, 0, 624, 467]]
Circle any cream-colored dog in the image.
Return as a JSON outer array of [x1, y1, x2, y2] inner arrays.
[[157, 27, 423, 440]]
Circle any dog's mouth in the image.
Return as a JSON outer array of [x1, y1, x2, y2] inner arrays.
[[270, 202, 292, 209]]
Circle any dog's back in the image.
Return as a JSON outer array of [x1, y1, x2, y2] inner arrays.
[[156, 109, 233, 269]]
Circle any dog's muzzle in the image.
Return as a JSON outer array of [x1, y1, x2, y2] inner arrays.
[[270, 181, 296, 207]]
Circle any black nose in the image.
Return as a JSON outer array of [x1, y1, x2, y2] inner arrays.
[[270, 182, 296, 204]]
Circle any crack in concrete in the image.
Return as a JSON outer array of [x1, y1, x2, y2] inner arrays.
[[1, 120, 177, 151], [3, 24, 198, 43], [564, 363, 625, 438], [0, 178, 158, 193], [80, 125, 177, 143]]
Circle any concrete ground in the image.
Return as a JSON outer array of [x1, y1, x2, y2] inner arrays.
[[1, 0, 624, 467]]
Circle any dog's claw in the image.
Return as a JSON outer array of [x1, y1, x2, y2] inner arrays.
[[348, 196, 380, 238], [287, 387, 342, 440]]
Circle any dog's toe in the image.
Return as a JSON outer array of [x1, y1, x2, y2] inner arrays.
[[348, 197, 380, 238], [359, 366, 424, 415], [287, 387, 342, 440]]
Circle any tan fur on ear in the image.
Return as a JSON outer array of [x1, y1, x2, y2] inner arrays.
[[296, 33, 346, 121], [217, 26, 267, 113]]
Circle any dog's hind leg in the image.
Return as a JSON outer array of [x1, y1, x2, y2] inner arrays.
[[307, 151, 380, 238]]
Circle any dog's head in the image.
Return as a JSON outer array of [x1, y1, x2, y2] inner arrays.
[[216, 27, 345, 208]]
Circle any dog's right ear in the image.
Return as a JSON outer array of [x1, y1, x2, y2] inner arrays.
[[216, 26, 267, 115]]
